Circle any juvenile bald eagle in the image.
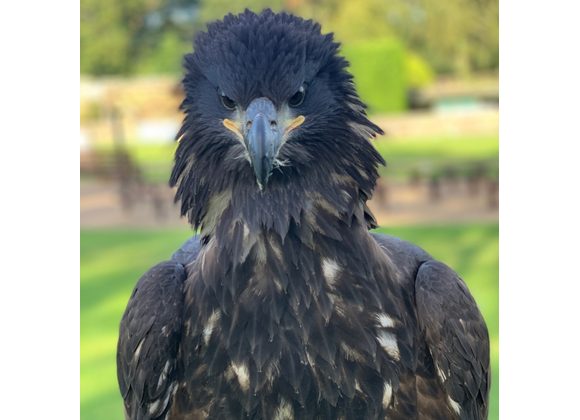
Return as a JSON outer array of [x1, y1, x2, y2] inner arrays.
[[117, 9, 490, 420]]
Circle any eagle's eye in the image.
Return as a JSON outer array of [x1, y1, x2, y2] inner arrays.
[[288, 85, 306, 107], [219, 91, 237, 111]]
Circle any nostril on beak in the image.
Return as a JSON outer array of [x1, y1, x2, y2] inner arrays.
[[245, 118, 276, 131]]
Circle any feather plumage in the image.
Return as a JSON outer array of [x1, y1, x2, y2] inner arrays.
[[117, 9, 490, 420]]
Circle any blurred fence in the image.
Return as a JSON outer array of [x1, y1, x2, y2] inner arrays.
[[80, 76, 498, 228], [80, 135, 498, 229]]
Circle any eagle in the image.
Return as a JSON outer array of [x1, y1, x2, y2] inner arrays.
[[117, 9, 490, 420]]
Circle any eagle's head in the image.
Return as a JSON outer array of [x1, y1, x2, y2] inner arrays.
[[171, 9, 385, 239]]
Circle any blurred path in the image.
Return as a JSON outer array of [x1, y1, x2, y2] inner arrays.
[[81, 181, 187, 228], [81, 179, 497, 229], [374, 109, 498, 139], [369, 180, 497, 226]]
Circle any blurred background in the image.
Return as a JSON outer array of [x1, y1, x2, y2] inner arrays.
[[80, 0, 498, 419]]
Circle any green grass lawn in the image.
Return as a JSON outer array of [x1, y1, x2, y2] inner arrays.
[[81, 224, 498, 420], [373, 134, 499, 180], [88, 134, 498, 184], [374, 135, 499, 160]]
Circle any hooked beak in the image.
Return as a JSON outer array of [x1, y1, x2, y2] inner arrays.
[[223, 97, 305, 189], [245, 97, 279, 188]]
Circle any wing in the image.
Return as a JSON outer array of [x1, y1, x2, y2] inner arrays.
[[171, 235, 203, 265], [415, 260, 490, 420], [117, 261, 186, 420]]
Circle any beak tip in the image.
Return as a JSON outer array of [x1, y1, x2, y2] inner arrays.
[[245, 99, 280, 189], [252, 159, 273, 189]]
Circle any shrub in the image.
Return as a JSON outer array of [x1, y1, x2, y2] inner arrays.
[[405, 52, 435, 89], [136, 31, 190, 75], [341, 38, 407, 114]]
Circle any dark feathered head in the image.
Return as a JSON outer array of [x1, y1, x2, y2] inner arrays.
[[171, 9, 385, 240]]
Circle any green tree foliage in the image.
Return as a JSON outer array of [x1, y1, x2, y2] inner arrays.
[[372, 0, 499, 75], [197, 0, 285, 23], [291, 0, 497, 76], [81, 0, 199, 75], [135, 31, 187, 74], [342, 39, 407, 113], [405, 52, 435, 89], [81, 0, 497, 79], [299, 0, 393, 42]]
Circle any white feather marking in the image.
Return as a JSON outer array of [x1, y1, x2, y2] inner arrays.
[[157, 360, 171, 389], [332, 295, 349, 318], [340, 190, 352, 201], [263, 360, 281, 389], [273, 157, 291, 168], [436, 363, 447, 382], [203, 310, 220, 344], [355, 380, 362, 393], [306, 351, 317, 367], [382, 381, 393, 409], [377, 331, 400, 361], [322, 258, 340, 286], [270, 241, 284, 262], [149, 381, 175, 416], [239, 231, 257, 263], [448, 396, 462, 415], [348, 121, 376, 140], [133, 339, 144, 361], [254, 238, 267, 263], [224, 365, 235, 381], [231, 362, 250, 391], [148, 399, 160, 415], [200, 247, 208, 274], [376, 313, 396, 328], [341, 342, 364, 362], [273, 398, 294, 420]]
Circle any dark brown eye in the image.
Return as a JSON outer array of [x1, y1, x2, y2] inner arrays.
[[219, 91, 236, 111], [288, 85, 306, 107]]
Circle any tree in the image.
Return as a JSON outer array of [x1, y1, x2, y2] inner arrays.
[[81, 0, 199, 75], [295, 0, 498, 76], [81, 0, 498, 77]]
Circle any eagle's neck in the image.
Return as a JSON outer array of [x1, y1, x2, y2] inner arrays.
[[198, 168, 376, 242], [191, 180, 381, 310], [184, 165, 386, 329]]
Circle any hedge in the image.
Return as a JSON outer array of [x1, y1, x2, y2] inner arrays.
[[342, 38, 407, 113]]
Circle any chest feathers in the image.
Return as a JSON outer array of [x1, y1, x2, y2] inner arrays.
[[176, 199, 416, 418]]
